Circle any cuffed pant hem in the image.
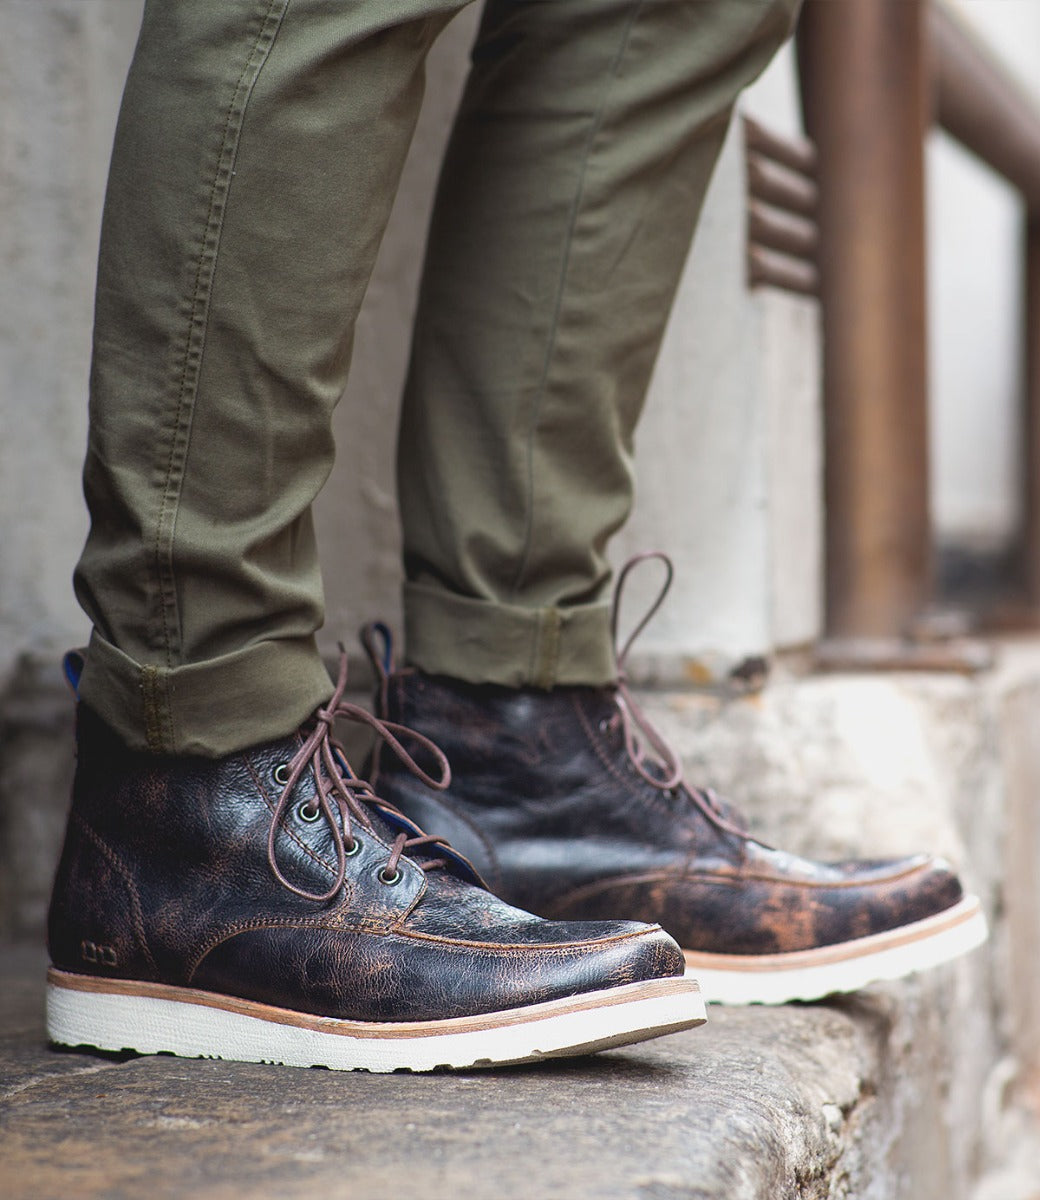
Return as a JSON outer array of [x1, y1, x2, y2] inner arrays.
[[402, 581, 617, 688], [77, 631, 334, 758]]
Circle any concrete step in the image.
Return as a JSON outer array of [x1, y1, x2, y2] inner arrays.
[[4, 944, 1033, 1199], [0, 945, 974, 1200]]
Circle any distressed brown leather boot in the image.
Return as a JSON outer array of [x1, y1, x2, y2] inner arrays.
[[46, 652, 704, 1072], [365, 559, 988, 1006]]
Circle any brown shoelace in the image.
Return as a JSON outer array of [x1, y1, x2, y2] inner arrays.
[[267, 648, 453, 902], [611, 551, 750, 841]]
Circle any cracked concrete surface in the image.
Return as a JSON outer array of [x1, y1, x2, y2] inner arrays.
[[2, 944, 890, 1200]]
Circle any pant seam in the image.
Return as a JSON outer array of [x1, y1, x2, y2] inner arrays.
[[141, 665, 164, 754], [533, 609, 562, 689], [507, 0, 644, 602], [151, 0, 291, 671]]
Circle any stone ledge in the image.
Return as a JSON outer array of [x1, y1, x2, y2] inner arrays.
[[0, 944, 891, 1200], [5, 948, 1030, 1200]]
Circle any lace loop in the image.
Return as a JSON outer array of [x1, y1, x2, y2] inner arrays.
[[266, 647, 453, 902], [611, 552, 750, 842], [612, 552, 683, 790]]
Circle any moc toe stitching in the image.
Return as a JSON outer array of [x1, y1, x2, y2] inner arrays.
[[396, 923, 670, 953], [545, 868, 964, 953], [186, 922, 682, 1022], [185, 912, 381, 982]]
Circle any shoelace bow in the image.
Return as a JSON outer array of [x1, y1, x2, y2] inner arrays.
[[266, 648, 453, 901], [612, 551, 749, 841]]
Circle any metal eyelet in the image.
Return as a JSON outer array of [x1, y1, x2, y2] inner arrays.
[[273, 762, 292, 787], [296, 800, 321, 823], [378, 866, 402, 886], [344, 837, 362, 858]]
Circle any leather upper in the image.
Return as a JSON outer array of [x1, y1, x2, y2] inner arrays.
[[47, 704, 684, 1021], [371, 670, 966, 956]]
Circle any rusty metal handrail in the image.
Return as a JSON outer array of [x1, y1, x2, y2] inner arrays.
[[796, 0, 1040, 654], [929, 3, 1040, 615], [931, 4, 1040, 211]]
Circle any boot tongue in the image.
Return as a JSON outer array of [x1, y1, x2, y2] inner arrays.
[[366, 798, 486, 888], [283, 753, 485, 890], [594, 686, 752, 840]]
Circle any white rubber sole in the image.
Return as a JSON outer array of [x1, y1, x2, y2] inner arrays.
[[46, 970, 706, 1072], [684, 894, 988, 1005]]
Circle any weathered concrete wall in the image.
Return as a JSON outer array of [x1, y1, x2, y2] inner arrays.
[[609, 109, 822, 679], [0, 0, 141, 686]]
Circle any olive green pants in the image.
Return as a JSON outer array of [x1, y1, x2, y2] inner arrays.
[[74, 0, 798, 757]]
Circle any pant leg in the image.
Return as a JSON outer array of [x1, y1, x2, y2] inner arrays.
[[399, 0, 800, 688], [74, 0, 470, 757]]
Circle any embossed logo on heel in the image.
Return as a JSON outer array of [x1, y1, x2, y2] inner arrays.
[[81, 940, 118, 968]]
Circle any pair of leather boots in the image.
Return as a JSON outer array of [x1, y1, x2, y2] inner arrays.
[[47, 614, 987, 1074]]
